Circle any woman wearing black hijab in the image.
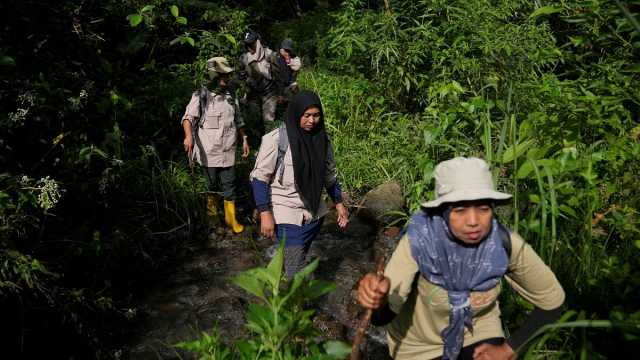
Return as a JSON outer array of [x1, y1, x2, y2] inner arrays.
[[250, 90, 349, 278]]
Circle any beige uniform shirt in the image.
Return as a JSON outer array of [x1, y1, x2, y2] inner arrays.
[[182, 90, 244, 168], [250, 128, 339, 225], [384, 232, 565, 360], [239, 41, 278, 93]]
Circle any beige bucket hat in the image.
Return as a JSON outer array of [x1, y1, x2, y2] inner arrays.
[[421, 157, 512, 208], [207, 56, 234, 79]]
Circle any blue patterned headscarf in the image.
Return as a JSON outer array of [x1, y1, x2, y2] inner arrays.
[[408, 209, 509, 360]]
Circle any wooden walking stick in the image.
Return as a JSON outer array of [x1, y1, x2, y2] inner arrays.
[[350, 257, 386, 360]]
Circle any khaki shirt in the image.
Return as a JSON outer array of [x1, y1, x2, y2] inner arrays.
[[250, 128, 339, 225], [182, 90, 244, 168], [385, 232, 565, 360], [239, 46, 278, 94]]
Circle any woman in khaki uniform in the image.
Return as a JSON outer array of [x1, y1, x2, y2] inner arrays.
[[182, 57, 250, 234], [250, 90, 349, 278], [357, 157, 565, 360], [239, 32, 279, 132]]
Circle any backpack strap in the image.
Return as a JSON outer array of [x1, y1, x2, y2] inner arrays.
[[197, 86, 209, 127], [497, 223, 512, 268], [275, 125, 289, 184]]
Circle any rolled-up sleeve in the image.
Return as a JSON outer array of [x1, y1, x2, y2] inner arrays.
[[182, 92, 200, 125], [505, 233, 565, 310]]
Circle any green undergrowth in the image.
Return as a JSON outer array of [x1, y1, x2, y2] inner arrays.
[[176, 243, 351, 360], [295, 0, 640, 357]]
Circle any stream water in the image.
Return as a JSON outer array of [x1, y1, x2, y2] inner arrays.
[[126, 204, 401, 359]]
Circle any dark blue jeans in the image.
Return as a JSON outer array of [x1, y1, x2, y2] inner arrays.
[[204, 166, 235, 200]]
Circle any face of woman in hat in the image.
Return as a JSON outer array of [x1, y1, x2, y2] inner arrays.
[[299, 105, 322, 132], [447, 200, 493, 245], [217, 72, 231, 88]]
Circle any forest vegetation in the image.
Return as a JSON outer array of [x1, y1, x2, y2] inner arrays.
[[1, 0, 639, 358]]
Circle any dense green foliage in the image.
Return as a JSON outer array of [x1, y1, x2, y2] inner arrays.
[[1, 0, 639, 358], [302, 0, 640, 357]]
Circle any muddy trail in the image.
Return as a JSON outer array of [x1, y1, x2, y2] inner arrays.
[[126, 201, 403, 359]]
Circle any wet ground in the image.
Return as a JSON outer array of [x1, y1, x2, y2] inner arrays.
[[126, 202, 402, 359]]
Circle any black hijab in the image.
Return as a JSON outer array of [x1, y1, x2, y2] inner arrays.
[[284, 90, 328, 216]]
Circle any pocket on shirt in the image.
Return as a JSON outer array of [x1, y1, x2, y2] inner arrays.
[[203, 111, 222, 129], [222, 127, 236, 151]]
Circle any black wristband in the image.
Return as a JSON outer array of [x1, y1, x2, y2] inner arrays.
[[508, 303, 565, 353], [371, 302, 397, 326]]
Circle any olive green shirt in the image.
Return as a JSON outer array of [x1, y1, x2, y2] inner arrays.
[[384, 232, 565, 360]]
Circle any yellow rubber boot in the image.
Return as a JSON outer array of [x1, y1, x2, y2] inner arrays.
[[224, 200, 244, 234]]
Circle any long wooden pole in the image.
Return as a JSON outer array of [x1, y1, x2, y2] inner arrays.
[[350, 257, 385, 360]]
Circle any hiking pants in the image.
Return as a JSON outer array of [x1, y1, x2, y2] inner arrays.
[[276, 217, 324, 279], [204, 166, 235, 200]]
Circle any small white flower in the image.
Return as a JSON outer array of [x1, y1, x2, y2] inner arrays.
[[37, 176, 63, 212], [9, 108, 29, 123]]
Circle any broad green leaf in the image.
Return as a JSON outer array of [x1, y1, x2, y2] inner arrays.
[[236, 340, 259, 356], [0, 55, 15, 66], [558, 205, 577, 218], [246, 303, 273, 330], [303, 279, 335, 300], [185, 36, 195, 46], [324, 340, 352, 358], [502, 139, 535, 163], [245, 321, 266, 335], [266, 241, 285, 289], [223, 33, 237, 47], [516, 161, 534, 179], [127, 14, 143, 27], [635, 240, 640, 249], [140, 5, 155, 13], [283, 258, 320, 304], [526, 145, 553, 161], [528, 194, 540, 203], [529, 6, 562, 20], [170, 5, 179, 18], [176, 16, 187, 25], [232, 271, 265, 300]]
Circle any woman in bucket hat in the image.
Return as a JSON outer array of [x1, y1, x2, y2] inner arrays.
[[356, 157, 565, 360], [181, 56, 250, 234]]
